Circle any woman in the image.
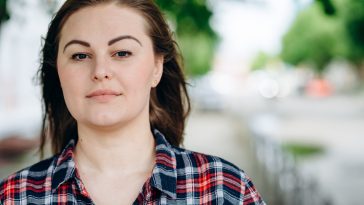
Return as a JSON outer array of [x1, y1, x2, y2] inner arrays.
[[0, 0, 265, 204]]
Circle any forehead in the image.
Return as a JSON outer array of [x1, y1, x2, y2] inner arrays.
[[59, 3, 149, 44]]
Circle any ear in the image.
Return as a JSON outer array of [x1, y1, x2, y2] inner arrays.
[[152, 54, 164, 86]]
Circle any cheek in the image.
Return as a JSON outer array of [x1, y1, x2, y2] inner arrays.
[[121, 68, 154, 104], [58, 73, 79, 109], [58, 69, 74, 93], [134, 69, 154, 94], [135, 55, 157, 84], [57, 64, 86, 104], [121, 58, 155, 88]]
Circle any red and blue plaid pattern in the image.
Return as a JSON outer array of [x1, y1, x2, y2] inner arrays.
[[0, 130, 265, 204]]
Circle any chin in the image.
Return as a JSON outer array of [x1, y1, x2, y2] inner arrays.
[[83, 120, 124, 131], [86, 113, 126, 128]]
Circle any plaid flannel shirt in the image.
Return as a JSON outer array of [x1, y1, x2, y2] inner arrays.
[[0, 130, 265, 205]]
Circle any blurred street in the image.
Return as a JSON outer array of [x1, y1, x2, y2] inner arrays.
[[230, 94, 364, 205], [188, 80, 364, 205]]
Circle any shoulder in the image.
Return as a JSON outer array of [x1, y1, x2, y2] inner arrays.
[[172, 147, 265, 204], [0, 156, 56, 202]]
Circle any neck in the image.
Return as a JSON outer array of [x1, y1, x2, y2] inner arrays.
[[74, 124, 156, 175]]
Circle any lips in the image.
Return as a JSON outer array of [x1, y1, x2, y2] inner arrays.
[[86, 89, 121, 98], [86, 89, 122, 102]]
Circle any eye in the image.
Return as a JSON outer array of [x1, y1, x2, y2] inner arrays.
[[71, 53, 90, 61], [113, 51, 132, 58]]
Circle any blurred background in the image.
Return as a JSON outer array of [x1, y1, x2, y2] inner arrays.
[[1, 0, 363, 204]]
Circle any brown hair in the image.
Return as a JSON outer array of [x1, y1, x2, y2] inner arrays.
[[39, 0, 190, 155]]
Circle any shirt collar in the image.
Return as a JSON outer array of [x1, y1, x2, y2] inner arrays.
[[51, 139, 77, 193], [50, 130, 178, 199], [149, 129, 178, 199]]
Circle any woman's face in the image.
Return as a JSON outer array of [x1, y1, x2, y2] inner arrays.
[[57, 3, 163, 130]]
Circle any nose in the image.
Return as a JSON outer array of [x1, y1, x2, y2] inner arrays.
[[92, 58, 113, 81]]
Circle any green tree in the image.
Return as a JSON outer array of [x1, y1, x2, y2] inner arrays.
[[281, 2, 342, 74], [155, 0, 216, 76], [283, 0, 364, 75], [339, 0, 364, 67]]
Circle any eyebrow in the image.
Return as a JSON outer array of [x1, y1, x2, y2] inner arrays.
[[63, 40, 90, 53], [108, 35, 142, 46], [63, 35, 142, 53]]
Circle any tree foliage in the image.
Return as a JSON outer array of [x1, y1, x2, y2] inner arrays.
[[281, 2, 342, 74], [339, 0, 364, 65], [0, 0, 9, 25], [155, 0, 214, 37], [316, 0, 336, 15], [251, 51, 270, 71], [281, 0, 364, 74], [155, 0, 216, 76]]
